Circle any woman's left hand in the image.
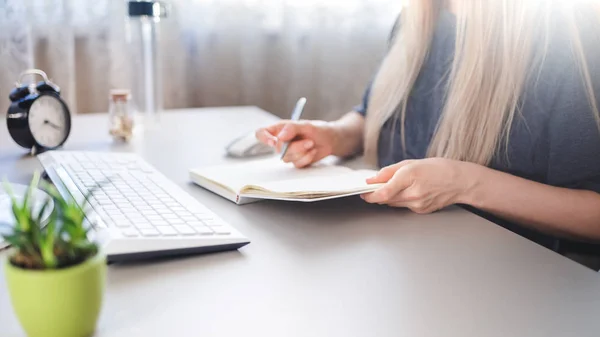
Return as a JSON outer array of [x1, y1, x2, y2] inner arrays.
[[361, 158, 479, 214]]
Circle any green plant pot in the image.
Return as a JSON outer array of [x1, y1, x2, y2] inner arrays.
[[4, 252, 107, 337]]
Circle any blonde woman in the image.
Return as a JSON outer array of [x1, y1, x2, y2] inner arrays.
[[256, 1, 600, 263]]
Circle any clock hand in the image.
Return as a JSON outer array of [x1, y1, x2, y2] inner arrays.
[[43, 120, 61, 130]]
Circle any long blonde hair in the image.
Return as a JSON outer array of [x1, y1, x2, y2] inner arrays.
[[364, 0, 600, 166]]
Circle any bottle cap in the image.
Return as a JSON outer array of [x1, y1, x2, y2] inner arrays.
[[128, 1, 168, 19]]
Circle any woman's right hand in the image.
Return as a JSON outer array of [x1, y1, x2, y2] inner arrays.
[[255, 120, 337, 168]]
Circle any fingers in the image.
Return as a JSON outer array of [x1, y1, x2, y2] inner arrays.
[[255, 121, 286, 146], [255, 121, 296, 147], [282, 139, 315, 163], [293, 148, 318, 168], [362, 166, 414, 204], [366, 160, 415, 184], [366, 166, 396, 184], [276, 123, 303, 142], [256, 121, 316, 153], [255, 128, 278, 147]]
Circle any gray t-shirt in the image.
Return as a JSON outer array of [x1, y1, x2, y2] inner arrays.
[[354, 10, 600, 251]]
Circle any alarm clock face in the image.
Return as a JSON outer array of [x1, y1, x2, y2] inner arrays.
[[28, 94, 70, 148]]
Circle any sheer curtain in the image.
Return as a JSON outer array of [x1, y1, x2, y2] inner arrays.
[[0, 0, 401, 120]]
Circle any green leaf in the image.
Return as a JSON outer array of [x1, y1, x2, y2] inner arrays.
[[36, 197, 52, 224], [22, 171, 41, 212], [28, 217, 41, 250], [5, 230, 40, 261], [11, 202, 30, 232], [39, 218, 57, 269], [40, 182, 69, 212], [2, 233, 26, 250]]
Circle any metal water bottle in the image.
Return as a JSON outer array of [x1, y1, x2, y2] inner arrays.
[[127, 1, 168, 126]]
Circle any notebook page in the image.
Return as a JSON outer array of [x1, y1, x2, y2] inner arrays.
[[191, 157, 354, 193], [242, 169, 380, 197]]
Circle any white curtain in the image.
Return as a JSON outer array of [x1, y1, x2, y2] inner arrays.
[[0, 0, 401, 120]]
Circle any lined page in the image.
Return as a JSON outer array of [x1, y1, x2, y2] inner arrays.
[[191, 158, 354, 193], [241, 169, 381, 197]]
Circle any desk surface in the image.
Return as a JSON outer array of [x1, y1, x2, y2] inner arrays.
[[1, 107, 599, 337]]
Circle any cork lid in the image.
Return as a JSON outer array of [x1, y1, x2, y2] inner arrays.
[[110, 89, 131, 102]]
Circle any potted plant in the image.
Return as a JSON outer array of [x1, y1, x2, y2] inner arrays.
[[1, 172, 106, 337]]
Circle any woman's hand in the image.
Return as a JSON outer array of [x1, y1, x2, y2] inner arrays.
[[255, 120, 336, 168], [361, 158, 479, 214]]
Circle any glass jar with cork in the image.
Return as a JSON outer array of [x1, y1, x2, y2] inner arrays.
[[108, 89, 135, 142]]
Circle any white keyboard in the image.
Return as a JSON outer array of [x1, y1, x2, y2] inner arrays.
[[38, 151, 249, 262]]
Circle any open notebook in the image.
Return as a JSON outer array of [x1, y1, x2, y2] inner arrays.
[[189, 158, 382, 204]]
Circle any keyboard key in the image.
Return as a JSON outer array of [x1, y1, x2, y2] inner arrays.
[[127, 214, 145, 221], [140, 228, 160, 237], [150, 219, 169, 227], [115, 220, 132, 228], [156, 226, 178, 236], [121, 228, 139, 237], [203, 219, 222, 227], [181, 216, 198, 222], [134, 222, 154, 229], [162, 214, 179, 219], [194, 226, 214, 235], [137, 191, 152, 197], [169, 219, 185, 225], [156, 208, 174, 215], [95, 220, 108, 228], [111, 215, 129, 222], [174, 225, 195, 235], [95, 210, 108, 219]]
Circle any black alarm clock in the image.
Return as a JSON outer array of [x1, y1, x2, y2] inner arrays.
[[6, 69, 71, 155]]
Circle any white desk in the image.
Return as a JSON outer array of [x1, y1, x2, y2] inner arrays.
[[1, 107, 600, 337]]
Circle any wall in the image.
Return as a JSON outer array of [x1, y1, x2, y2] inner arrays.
[[0, 0, 401, 121]]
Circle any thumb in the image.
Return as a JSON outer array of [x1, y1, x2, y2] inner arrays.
[[366, 160, 415, 184]]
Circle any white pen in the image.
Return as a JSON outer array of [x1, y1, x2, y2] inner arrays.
[[280, 97, 307, 160]]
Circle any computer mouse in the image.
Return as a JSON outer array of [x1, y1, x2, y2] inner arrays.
[[225, 131, 275, 158]]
